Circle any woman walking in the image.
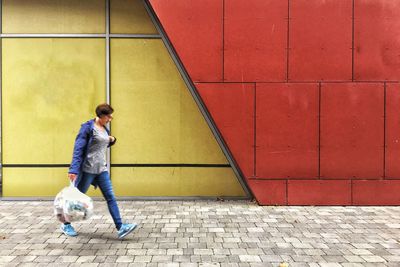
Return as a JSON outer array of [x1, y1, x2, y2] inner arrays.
[[62, 103, 137, 239]]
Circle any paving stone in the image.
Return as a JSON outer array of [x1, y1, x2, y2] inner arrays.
[[69, 263, 99, 267], [133, 255, 152, 263], [289, 263, 309, 267], [343, 255, 365, 262], [199, 263, 221, 267], [318, 263, 342, 267], [361, 255, 387, 263], [77, 256, 97, 263], [194, 249, 213, 255], [58, 255, 79, 262], [383, 255, 400, 262], [116, 256, 135, 263], [166, 249, 184, 256], [292, 242, 313, 249], [16, 263, 41, 267], [220, 264, 239, 267], [349, 249, 373, 255], [238, 255, 261, 262], [322, 255, 346, 262], [126, 249, 146, 256], [33, 256, 59, 263], [259, 255, 282, 262], [12, 256, 36, 263], [150, 255, 172, 262], [93, 256, 107, 263], [341, 264, 365, 267], [352, 243, 375, 249], [28, 249, 49, 256]]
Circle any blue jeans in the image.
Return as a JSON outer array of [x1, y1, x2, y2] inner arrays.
[[77, 171, 122, 230]]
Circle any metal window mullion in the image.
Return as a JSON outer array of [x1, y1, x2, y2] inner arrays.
[[106, 0, 111, 173], [0, 33, 107, 38], [110, 34, 161, 38], [0, 34, 160, 38], [0, 0, 2, 197], [143, 0, 252, 198]]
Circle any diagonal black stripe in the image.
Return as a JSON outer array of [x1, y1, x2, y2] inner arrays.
[[112, 164, 230, 168], [2, 164, 69, 168]]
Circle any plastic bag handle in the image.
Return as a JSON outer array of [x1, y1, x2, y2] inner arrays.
[[70, 180, 76, 188]]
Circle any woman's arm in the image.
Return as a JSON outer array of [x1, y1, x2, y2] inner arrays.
[[68, 124, 90, 175], [108, 135, 117, 147]]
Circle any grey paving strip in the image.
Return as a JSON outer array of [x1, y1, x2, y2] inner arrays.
[[0, 200, 399, 266]]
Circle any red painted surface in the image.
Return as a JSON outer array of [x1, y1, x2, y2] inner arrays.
[[224, 0, 287, 82], [385, 83, 400, 178], [353, 180, 400, 205], [151, 1, 400, 205], [288, 180, 352, 205], [150, 0, 223, 82], [256, 83, 319, 178], [354, 0, 400, 81], [320, 83, 384, 179], [196, 83, 254, 178], [248, 179, 287, 205], [289, 0, 352, 81]]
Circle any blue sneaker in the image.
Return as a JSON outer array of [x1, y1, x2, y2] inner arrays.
[[60, 224, 78, 237], [118, 223, 137, 239]]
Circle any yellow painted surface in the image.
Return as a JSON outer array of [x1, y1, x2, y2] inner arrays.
[[112, 167, 246, 197], [110, 39, 227, 164], [3, 168, 102, 197], [2, 38, 106, 164], [1, 7, 246, 197], [110, 0, 157, 34], [2, 0, 105, 33]]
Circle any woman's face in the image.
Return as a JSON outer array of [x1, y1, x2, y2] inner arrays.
[[98, 114, 113, 126]]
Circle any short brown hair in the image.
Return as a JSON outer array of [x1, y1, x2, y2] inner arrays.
[[95, 103, 114, 117]]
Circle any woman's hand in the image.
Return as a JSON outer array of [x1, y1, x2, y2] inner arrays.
[[109, 136, 116, 142], [68, 173, 77, 182]]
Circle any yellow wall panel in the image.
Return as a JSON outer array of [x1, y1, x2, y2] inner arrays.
[[2, 0, 105, 33], [112, 167, 246, 197], [179, 88, 227, 163], [2, 38, 106, 164], [110, 39, 227, 164], [111, 0, 157, 34], [179, 168, 245, 196], [3, 168, 102, 197]]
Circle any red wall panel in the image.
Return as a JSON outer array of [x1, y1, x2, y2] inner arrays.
[[354, 0, 400, 81], [320, 83, 384, 179], [197, 83, 255, 178], [353, 180, 400, 205], [224, 0, 287, 82], [248, 179, 287, 205], [150, 0, 223, 82], [256, 83, 319, 178], [386, 83, 400, 178], [289, 0, 352, 81], [288, 180, 351, 205]]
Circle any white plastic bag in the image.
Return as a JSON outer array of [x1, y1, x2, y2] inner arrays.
[[54, 182, 94, 222]]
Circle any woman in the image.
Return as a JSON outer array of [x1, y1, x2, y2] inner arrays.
[[63, 103, 137, 239]]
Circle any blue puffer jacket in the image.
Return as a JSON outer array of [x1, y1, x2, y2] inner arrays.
[[68, 119, 116, 188]]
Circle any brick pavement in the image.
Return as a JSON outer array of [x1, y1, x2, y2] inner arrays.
[[0, 200, 399, 266]]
